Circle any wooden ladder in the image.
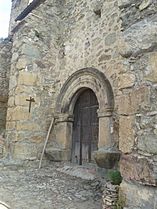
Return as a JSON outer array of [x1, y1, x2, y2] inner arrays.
[[39, 117, 55, 169]]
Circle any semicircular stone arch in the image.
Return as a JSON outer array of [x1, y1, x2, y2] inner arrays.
[[56, 68, 114, 115], [54, 68, 115, 162]]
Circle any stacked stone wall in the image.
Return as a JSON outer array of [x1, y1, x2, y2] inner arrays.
[[0, 40, 12, 157], [6, 0, 122, 161], [6, 0, 63, 160], [4, 0, 157, 208], [102, 182, 119, 209], [58, 0, 122, 151], [60, 0, 122, 94], [118, 0, 157, 208], [0, 41, 12, 132]]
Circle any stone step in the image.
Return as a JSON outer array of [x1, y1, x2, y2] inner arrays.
[[45, 147, 67, 162]]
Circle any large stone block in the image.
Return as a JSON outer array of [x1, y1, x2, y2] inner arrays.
[[45, 147, 70, 161], [15, 131, 44, 143], [15, 85, 34, 94], [6, 122, 16, 130], [9, 75, 17, 90], [145, 52, 157, 83], [0, 102, 7, 109], [13, 142, 38, 160], [118, 0, 131, 8], [0, 96, 8, 103], [55, 119, 73, 149], [0, 108, 7, 120], [7, 107, 31, 121], [138, 134, 157, 155], [120, 181, 156, 209], [21, 44, 41, 58], [120, 154, 157, 186], [16, 122, 40, 131], [116, 86, 150, 115], [139, 0, 151, 11], [119, 14, 157, 57], [119, 116, 135, 153], [8, 96, 15, 107], [118, 73, 136, 89], [16, 57, 28, 70], [98, 115, 112, 148], [105, 33, 117, 46], [18, 71, 39, 86], [15, 94, 28, 106], [30, 135, 44, 143]]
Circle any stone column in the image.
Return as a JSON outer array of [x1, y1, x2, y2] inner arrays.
[[55, 113, 74, 160], [97, 108, 113, 148], [94, 108, 120, 169]]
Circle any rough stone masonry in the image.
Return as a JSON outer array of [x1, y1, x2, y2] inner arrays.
[[0, 0, 157, 208]]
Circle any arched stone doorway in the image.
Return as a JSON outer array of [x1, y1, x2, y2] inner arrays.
[[54, 68, 115, 163], [71, 88, 99, 165]]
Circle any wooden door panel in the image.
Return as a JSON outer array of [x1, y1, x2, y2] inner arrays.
[[72, 89, 99, 164]]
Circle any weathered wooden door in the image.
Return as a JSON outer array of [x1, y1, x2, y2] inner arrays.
[[71, 89, 99, 165]]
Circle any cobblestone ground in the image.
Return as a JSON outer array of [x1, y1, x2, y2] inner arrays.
[[0, 163, 102, 209]]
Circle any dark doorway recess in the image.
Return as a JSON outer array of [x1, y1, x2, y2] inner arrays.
[[71, 89, 99, 165]]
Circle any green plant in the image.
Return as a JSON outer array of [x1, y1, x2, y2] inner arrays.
[[107, 170, 122, 185]]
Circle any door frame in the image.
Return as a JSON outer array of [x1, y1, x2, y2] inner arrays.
[[54, 68, 114, 161]]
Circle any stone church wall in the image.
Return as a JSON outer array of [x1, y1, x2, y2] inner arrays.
[[6, 0, 122, 162], [0, 40, 12, 134], [118, 0, 157, 208], [6, 0, 63, 160], [59, 0, 122, 93], [3, 0, 157, 208], [0, 40, 12, 157], [57, 0, 122, 156]]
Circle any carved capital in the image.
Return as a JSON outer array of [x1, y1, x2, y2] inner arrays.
[[97, 107, 113, 118], [55, 113, 74, 123]]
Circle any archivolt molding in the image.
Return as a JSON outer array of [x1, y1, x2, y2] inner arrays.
[[55, 68, 114, 116]]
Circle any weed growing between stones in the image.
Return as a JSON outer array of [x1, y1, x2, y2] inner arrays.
[[107, 170, 122, 185]]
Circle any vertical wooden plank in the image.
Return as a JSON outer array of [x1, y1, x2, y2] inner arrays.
[[72, 89, 99, 164], [79, 109, 83, 165]]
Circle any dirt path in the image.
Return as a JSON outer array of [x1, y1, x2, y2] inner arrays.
[[0, 163, 102, 209]]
